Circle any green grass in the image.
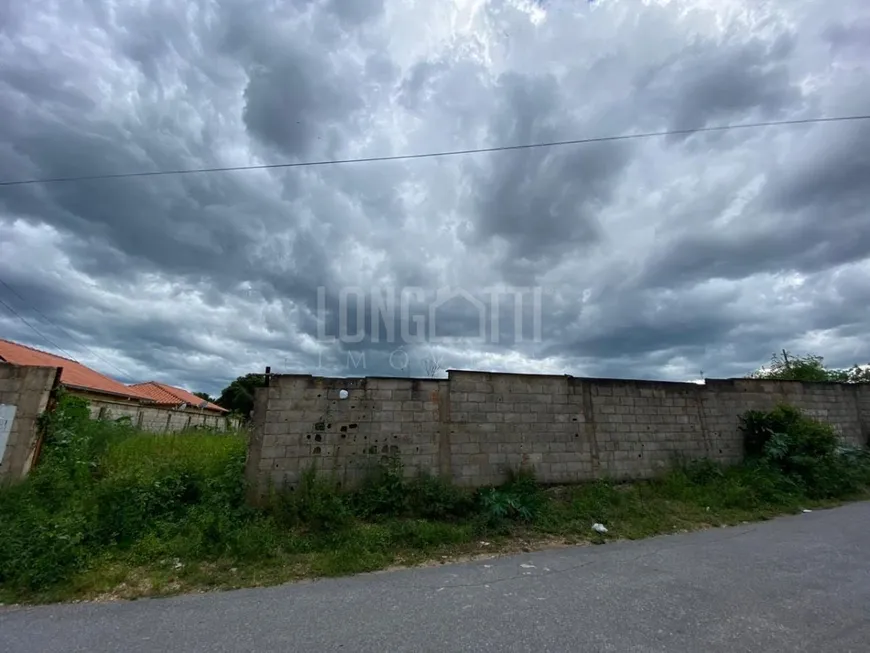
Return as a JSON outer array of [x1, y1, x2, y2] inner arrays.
[[1, 396, 869, 605], [100, 431, 246, 478]]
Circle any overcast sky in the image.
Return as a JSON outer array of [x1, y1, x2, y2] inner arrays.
[[1, 0, 869, 396]]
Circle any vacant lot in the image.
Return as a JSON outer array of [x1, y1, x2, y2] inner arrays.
[[1, 395, 868, 604]]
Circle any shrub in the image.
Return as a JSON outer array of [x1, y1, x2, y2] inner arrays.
[[738, 404, 870, 498], [681, 458, 725, 485], [350, 456, 408, 519], [345, 457, 474, 521], [406, 473, 475, 520], [740, 405, 838, 460], [268, 468, 352, 533]]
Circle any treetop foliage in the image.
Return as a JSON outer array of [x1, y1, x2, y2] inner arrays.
[[749, 350, 870, 384]]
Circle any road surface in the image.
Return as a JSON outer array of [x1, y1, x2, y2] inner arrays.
[[2, 502, 869, 652]]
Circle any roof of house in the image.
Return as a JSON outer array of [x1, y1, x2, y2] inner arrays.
[[129, 381, 228, 413], [0, 338, 155, 402]]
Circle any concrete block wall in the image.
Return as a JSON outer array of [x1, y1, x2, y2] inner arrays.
[[447, 372, 586, 486], [85, 396, 143, 423], [0, 363, 59, 485], [83, 396, 233, 433], [576, 377, 714, 481], [246, 370, 870, 496], [133, 406, 231, 432], [247, 376, 444, 493], [702, 379, 866, 451], [856, 384, 870, 446]]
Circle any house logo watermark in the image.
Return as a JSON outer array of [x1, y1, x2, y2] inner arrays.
[[315, 286, 544, 346]]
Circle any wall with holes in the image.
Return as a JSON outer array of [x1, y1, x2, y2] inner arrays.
[[247, 376, 444, 494], [245, 370, 870, 497]]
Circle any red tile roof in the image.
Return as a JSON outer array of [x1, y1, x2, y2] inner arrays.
[[0, 338, 155, 402], [129, 381, 228, 413]]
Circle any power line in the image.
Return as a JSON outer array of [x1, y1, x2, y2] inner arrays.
[[0, 294, 76, 360], [0, 114, 867, 188], [0, 276, 132, 379]]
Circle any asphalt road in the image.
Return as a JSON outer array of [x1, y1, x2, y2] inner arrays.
[[2, 502, 869, 652]]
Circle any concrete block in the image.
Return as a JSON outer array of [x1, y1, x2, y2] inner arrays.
[[460, 464, 480, 477], [264, 422, 290, 436], [261, 446, 286, 459]]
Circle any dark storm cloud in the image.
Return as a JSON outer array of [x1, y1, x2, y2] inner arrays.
[[637, 31, 801, 133], [326, 0, 385, 25], [0, 1, 22, 34], [218, 0, 389, 160], [0, 274, 87, 333], [763, 120, 870, 215], [2, 0, 870, 394], [1, 159, 320, 298], [0, 0, 352, 308], [242, 53, 364, 158], [465, 72, 632, 278], [795, 275, 870, 335], [639, 117, 870, 290], [542, 283, 741, 359], [823, 17, 870, 54], [460, 17, 802, 286]]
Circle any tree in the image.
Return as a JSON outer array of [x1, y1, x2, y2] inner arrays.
[[749, 349, 870, 383], [193, 392, 214, 403], [216, 373, 267, 419], [844, 364, 870, 384]]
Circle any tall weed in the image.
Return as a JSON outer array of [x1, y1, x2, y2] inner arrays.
[[0, 395, 249, 592], [477, 467, 547, 530], [351, 456, 408, 519], [267, 467, 351, 533], [349, 457, 474, 521]]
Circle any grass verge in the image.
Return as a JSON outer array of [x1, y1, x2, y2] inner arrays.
[[1, 397, 869, 605]]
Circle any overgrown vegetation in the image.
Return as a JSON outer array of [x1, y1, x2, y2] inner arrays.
[[1, 394, 869, 605], [0, 393, 249, 594], [749, 349, 870, 383], [739, 404, 870, 499]]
